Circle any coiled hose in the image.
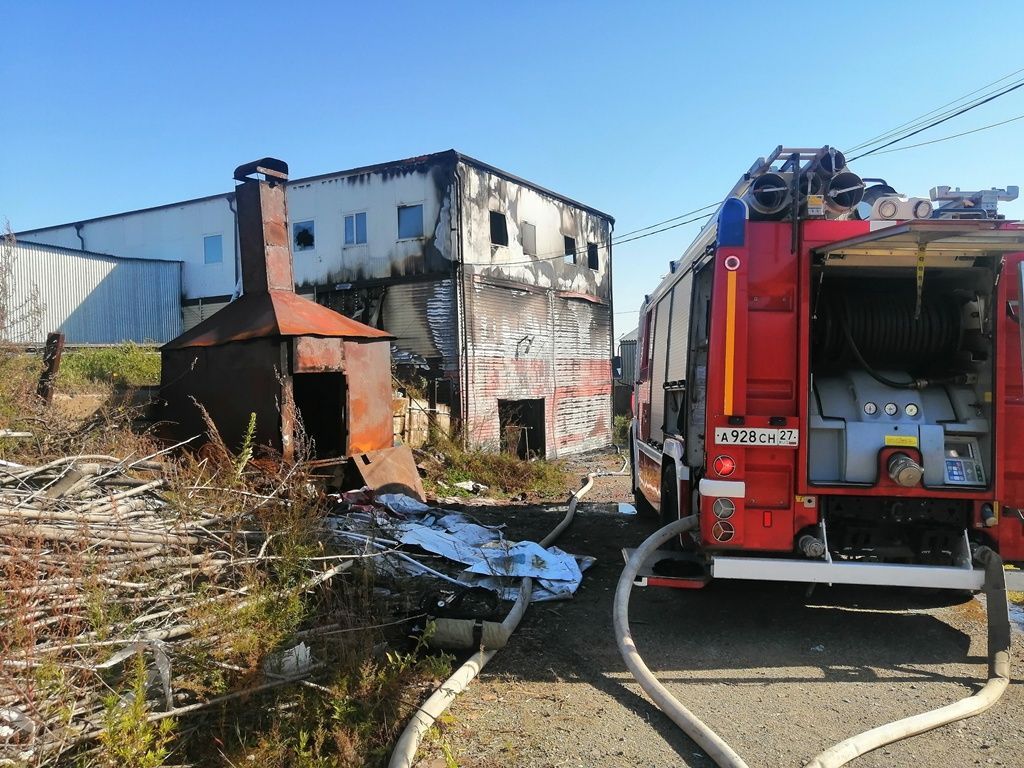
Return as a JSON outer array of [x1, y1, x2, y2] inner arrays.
[[615, 519, 1012, 767], [388, 474, 595, 768]]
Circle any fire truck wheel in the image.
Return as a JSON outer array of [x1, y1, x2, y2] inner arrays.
[[660, 464, 683, 550]]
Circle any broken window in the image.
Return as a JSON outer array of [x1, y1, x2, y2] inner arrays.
[[293, 220, 315, 251], [345, 212, 367, 245], [563, 236, 577, 265], [521, 221, 537, 256], [489, 211, 508, 246], [587, 242, 599, 270], [203, 234, 222, 264], [398, 204, 424, 239]]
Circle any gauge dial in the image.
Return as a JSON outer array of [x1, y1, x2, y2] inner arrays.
[[863, 402, 877, 415], [905, 403, 919, 417], [884, 402, 899, 416]]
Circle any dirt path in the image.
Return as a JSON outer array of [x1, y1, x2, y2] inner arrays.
[[416, 454, 1024, 768]]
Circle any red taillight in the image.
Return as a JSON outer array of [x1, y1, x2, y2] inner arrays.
[[713, 455, 736, 477]]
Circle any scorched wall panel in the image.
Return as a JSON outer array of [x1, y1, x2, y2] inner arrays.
[[552, 297, 612, 454], [465, 279, 555, 454]]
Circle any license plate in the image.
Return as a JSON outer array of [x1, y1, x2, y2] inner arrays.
[[714, 427, 799, 447]]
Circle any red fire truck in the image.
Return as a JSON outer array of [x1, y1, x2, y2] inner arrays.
[[631, 146, 1024, 591]]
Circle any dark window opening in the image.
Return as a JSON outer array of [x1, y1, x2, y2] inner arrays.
[[490, 211, 508, 246], [521, 221, 537, 256], [499, 398, 546, 459], [563, 236, 577, 265], [293, 220, 315, 251], [292, 373, 346, 456], [587, 242, 599, 270]]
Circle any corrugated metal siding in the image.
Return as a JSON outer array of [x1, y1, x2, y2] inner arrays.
[[665, 273, 693, 382], [182, 298, 230, 332], [5, 240, 182, 343], [619, 339, 637, 382], [552, 297, 611, 454], [382, 279, 457, 371], [464, 276, 611, 458], [465, 279, 553, 451], [649, 295, 671, 442]]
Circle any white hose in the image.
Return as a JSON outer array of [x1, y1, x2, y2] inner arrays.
[[613, 515, 750, 768], [615, 518, 1012, 768], [805, 546, 1011, 768], [388, 474, 596, 768]]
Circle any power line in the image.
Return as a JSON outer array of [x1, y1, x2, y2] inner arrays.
[[612, 201, 723, 239], [493, 207, 719, 267], [848, 79, 1024, 161], [846, 67, 1024, 153], [868, 112, 1024, 155]]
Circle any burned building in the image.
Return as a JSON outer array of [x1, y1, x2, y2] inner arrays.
[[20, 151, 616, 457]]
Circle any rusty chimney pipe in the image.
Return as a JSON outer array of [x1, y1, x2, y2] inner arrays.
[[233, 158, 294, 294]]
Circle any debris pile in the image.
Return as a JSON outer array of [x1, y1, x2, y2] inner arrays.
[[330, 491, 593, 604], [0, 453, 351, 766]]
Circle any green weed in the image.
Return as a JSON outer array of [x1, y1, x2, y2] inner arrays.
[[97, 653, 176, 768], [58, 342, 161, 389], [422, 432, 567, 499]]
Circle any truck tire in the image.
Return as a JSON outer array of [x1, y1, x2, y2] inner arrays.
[[660, 463, 682, 550]]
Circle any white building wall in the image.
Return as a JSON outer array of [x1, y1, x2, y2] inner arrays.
[[18, 196, 237, 301], [18, 164, 458, 302], [458, 162, 612, 300], [289, 165, 453, 289]]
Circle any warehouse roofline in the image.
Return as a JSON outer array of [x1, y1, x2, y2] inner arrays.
[[16, 150, 614, 235], [10, 239, 184, 265]]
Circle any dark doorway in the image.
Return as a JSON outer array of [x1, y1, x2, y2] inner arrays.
[[498, 399, 546, 459], [293, 373, 346, 456]]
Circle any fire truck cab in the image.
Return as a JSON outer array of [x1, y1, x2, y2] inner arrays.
[[631, 146, 1024, 591]]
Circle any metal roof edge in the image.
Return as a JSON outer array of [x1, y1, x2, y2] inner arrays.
[[16, 148, 615, 234], [8, 238, 185, 265], [15, 193, 234, 235]]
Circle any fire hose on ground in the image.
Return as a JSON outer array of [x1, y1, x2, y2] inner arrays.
[[388, 473, 596, 768], [614, 515, 1012, 767]]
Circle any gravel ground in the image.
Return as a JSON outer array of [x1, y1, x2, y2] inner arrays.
[[415, 449, 1024, 768]]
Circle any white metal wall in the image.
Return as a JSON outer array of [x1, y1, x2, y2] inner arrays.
[[17, 196, 236, 302], [4, 240, 182, 344]]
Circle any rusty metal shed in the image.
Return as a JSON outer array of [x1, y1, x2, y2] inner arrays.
[[160, 158, 395, 461]]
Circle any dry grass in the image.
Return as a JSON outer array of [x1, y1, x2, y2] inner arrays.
[[0, 351, 453, 768], [419, 432, 567, 501]]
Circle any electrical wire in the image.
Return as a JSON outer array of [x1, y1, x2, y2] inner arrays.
[[845, 67, 1024, 153], [848, 79, 1024, 161], [866, 112, 1024, 155], [612, 201, 723, 239], [494, 209, 717, 267]]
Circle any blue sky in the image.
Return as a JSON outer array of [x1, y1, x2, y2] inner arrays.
[[4, 1, 1024, 337]]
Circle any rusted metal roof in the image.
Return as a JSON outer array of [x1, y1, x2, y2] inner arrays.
[[162, 290, 393, 349]]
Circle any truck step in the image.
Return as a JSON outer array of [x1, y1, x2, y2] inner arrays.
[[621, 548, 711, 589]]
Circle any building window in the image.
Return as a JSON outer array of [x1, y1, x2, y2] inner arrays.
[[293, 220, 315, 251], [563, 236, 577, 265], [489, 211, 508, 246], [521, 221, 536, 256], [587, 242, 599, 270], [345, 212, 367, 245], [398, 204, 424, 239], [203, 234, 222, 264]]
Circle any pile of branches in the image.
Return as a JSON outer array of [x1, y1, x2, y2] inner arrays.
[[0, 450, 354, 766]]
